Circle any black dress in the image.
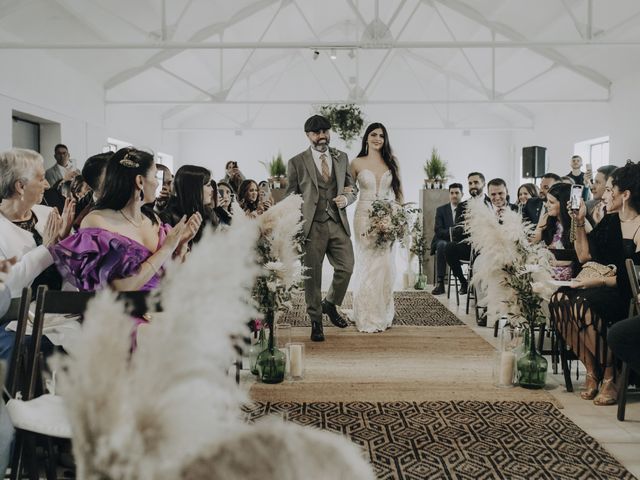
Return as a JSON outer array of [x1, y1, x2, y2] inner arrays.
[[549, 214, 640, 373]]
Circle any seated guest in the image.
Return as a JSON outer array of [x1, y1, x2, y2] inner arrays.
[[238, 179, 269, 218], [586, 165, 617, 227], [522, 173, 561, 225], [159, 165, 218, 243], [445, 172, 491, 295], [431, 183, 463, 295], [531, 183, 577, 280], [50, 148, 201, 342], [517, 183, 539, 211], [487, 178, 518, 218], [216, 181, 234, 225], [550, 162, 640, 406], [154, 163, 173, 213], [73, 152, 112, 229], [608, 313, 640, 374], [0, 148, 75, 360]]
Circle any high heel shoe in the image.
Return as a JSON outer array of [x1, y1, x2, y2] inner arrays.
[[593, 378, 617, 406], [580, 372, 599, 400]]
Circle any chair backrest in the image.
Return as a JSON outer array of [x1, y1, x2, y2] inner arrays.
[[625, 258, 640, 317], [5, 287, 32, 398], [18, 286, 155, 401]]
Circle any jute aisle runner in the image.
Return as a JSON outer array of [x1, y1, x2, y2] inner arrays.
[[246, 291, 634, 479]]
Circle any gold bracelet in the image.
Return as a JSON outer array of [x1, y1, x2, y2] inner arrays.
[[144, 260, 160, 276]]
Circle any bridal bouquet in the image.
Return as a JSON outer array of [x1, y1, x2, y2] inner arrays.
[[366, 199, 411, 250]]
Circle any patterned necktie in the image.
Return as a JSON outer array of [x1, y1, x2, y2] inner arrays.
[[320, 153, 330, 182]]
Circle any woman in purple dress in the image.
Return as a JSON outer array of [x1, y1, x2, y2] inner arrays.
[[51, 148, 201, 341]]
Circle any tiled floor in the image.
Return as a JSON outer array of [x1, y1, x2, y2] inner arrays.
[[435, 285, 640, 479]]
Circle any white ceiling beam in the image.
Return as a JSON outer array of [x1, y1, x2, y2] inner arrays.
[[499, 64, 557, 98], [107, 98, 609, 105], [103, 0, 280, 90], [388, 0, 408, 28], [432, 1, 489, 98], [595, 9, 640, 39], [430, 0, 611, 90], [587, 0, 593, 40], [164, 126, 535, 132], [154, 65, 214, 99], [0, 0, 35, 21], [403, 49, 534, 121], [5, 39, 640, 49], [560, 0, 585, 39], [346, 0, 368, 27]]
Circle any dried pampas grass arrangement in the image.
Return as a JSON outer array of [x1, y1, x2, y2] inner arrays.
[[57, 203, 374, 480], [466, 198, 555, 325]]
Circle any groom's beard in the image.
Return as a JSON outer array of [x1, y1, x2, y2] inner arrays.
[[311, 139, 329, 152]]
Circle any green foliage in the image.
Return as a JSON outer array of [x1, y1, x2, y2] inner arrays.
[[424, 148, 447, 179], [318, 104, 364, 145], [261, 152, 287, 177]]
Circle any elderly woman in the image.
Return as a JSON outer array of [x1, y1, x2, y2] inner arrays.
[[50, 147, 201, 343], [0, 149, 75, 299], [550, 162, 640, 406]]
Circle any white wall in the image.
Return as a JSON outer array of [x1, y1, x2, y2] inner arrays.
[[175, 128, 514, 205], [0, 51, 106, 168], [512, 71, 640, 177]]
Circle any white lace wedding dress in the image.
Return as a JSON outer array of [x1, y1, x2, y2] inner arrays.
[[352, 169, 395, 333]]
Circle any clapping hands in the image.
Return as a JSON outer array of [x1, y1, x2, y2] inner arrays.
[[0, 257, 17, 291], [165, 212, 203, 257]]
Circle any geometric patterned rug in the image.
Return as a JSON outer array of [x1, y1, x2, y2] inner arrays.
[[243, 401, 635, 480], [279, 291, 464, 327]]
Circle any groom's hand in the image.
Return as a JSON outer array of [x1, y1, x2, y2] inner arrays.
[[333, 195, 348, 209]]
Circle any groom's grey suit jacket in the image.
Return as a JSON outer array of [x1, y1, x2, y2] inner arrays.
[[286, 147, 358, 239]]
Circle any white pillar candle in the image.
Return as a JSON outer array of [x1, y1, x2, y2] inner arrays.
[[290, 344, 303, 378], [499, 351, 515, 385]]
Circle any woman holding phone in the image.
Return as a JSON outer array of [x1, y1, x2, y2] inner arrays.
[[550, 162, 640, 406]]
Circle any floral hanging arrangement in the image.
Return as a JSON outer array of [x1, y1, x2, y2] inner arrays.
[[318, 104, 365, 146]]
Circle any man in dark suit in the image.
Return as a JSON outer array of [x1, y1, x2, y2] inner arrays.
[[445, 172, 492, 295], [430, 183, 463, 295], [522, 173, 561, 225]]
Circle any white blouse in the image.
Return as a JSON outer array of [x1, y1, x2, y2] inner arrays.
[[0, 204, 54, 298]]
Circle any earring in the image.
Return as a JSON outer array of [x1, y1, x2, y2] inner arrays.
[[139, 190, 145, 202]]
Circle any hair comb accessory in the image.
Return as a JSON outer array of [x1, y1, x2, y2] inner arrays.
[[119, 151, 140, 168]]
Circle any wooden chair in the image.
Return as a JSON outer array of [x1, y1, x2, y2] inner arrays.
[[446, 227, 471, 306], [618, 259, 640, 421], [6, 286, 153, 479]]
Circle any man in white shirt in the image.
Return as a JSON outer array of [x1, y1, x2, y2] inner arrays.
[[44, 144, 79, 211]]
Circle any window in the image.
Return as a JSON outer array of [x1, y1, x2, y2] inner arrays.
[[574, 136, 609, 171]]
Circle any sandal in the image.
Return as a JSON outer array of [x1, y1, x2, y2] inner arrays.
[[580, 372, 599, 400], [593, 378, 617, 406]]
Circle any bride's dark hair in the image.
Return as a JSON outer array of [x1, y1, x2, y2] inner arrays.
[[356, 122, 403, 201]]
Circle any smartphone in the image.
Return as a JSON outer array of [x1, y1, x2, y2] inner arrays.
[[570, 184, 583, 210], [155, 169, 165, 197]]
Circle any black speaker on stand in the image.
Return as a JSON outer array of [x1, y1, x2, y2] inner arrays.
[[522, 146, 546, 178]]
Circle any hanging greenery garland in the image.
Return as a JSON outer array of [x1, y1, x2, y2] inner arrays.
[[318, 104, 365, 146]]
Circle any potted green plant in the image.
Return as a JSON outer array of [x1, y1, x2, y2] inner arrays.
[[424, 148, 447, 189], [261, 153, 287, 189], [318, 104, 364, 147]]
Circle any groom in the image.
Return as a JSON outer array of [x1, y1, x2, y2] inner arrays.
[[286, 115, 359, 341]]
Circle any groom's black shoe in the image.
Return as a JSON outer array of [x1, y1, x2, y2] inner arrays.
[[311, 320, 325, 342], [321, 299, 349, 328]]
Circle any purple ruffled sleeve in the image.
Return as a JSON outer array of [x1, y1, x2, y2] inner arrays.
[[50, 225, 171, 292]]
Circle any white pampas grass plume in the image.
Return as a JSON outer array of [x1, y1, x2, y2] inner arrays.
[[180, 420, 375, 480], [58, 215, 262, 479], [258, 195, 305, 290], [466, 198, 555, 322]]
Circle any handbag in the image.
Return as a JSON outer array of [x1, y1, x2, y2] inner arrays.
[[575, 261, 617, 281]]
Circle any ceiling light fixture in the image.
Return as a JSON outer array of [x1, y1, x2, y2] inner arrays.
[[330, 48, 337, 60]]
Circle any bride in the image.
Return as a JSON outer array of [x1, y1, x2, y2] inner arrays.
[[351, 123, 403, 333]]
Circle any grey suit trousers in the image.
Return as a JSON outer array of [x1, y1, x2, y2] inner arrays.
[[303, 218, 354, 323]]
